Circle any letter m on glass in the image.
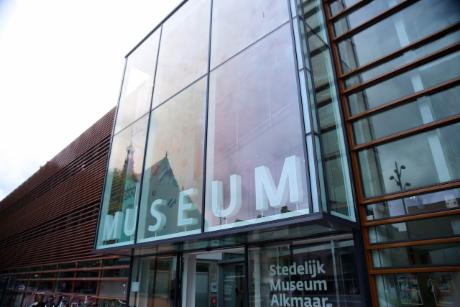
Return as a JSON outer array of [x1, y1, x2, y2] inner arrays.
[[255, 155, 304, 211]]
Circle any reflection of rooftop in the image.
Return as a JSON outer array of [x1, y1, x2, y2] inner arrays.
[[151, 154, 175, 181], [148, 154, 180, 208]]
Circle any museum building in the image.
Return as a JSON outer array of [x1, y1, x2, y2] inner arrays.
[[94, 0, 460, 306], [1, 0, 459, 306]]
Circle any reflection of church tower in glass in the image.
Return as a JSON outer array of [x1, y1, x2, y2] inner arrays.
[[125, 144, 135, 175], [107, 143, 140, 240], [120, 144, 140, 241]]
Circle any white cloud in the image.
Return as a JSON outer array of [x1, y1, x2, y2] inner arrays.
[[0, 0, 182, 200]]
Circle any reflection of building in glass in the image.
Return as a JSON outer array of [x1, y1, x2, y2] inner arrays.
[[143, 153, 201, 237], [143, 154, 180, 236], [107, 144, 138, 214]]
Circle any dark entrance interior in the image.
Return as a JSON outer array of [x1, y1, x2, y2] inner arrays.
[[183, 248, 245, 307]]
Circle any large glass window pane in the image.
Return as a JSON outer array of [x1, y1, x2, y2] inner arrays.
[[129, 256, 178, 307], [359, 123, 460, 198], [366, 188, 460, 221], [114, 30, 160, 133], [329, 0, 360, 16], [248, 239, 362, 307], [205, 24, 310, 232], [348, 50, 460, 115], [368, 215, 460, 244], [373, 243, 460, 268], [97, 116, 148, 248], [353, 85, 460, 144], [138, 78, 206, 243], [338, 0, 460, 73], [376, 272, 460, 307], [211, 0, 289, 68], [333, 0, 403, 37], [344, 29, 460, 89], [152, 0, 210, 107]]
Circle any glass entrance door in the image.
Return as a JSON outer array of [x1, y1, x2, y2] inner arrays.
[[220, 261, 245, 307], [181, 248, 246, 307]]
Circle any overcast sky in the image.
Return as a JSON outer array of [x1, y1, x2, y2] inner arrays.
[[0, 0, 181, 200]]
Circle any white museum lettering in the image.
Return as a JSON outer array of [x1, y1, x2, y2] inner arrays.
[[211, 174, 242, 218], [149, 199, 167, 232], [102, 211, 124, 241], [102, 155, 303, 241], [177, 188, 199, 227], [255, 155, 303, 211]]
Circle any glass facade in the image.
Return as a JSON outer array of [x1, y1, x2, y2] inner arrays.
[[138, 78, 206, 242], [366, 188, 460, 221], [298, 0, 355, 220], [97, 0, 356, 250], [326, 0, 460, 305], [128, 236, 363, 307], [94, 0, 460, 306], [337, 0, 460, 73], [248, 239, 362, 306], [97, 115, 148, 248], [359, 123, 460, 198], [114, 31, 160, 134], [205, 24, 310, 231], [152, 0, 210, 107]]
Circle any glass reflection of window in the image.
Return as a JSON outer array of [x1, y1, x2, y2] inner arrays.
[[348, 50, 460, 115], [97, 115, 148, 248], [114, 30, 160, 133], [359, 123, 460, 198], [338, 0, 460, 73], [344, 29, 460, 89], [353, 85, 460, 144], [138, 78, 206, 243], [205, 24, 309, 231], [333, 0, 403, 37], [329, 0, 360, 16], [369, 214, 460, 244], [372, 243, 460, 268], [366, 188, 460, 221]]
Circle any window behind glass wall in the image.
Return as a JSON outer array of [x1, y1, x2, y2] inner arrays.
[[324, 0, 460, 305]]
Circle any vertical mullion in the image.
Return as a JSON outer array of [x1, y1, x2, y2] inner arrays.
[[200, 0, 214, 234], [133, 26, 164, 246]]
